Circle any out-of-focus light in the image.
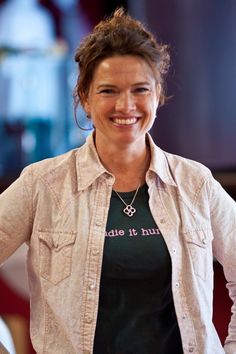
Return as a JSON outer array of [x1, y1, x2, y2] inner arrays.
[[52, 0, 78, 11], [0, 0, 55, 50]]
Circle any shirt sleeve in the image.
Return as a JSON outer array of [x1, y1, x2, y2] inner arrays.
[[0, 166, 33, 265], [207, 175, 236, 353]]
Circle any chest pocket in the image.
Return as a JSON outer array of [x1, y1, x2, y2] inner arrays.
[[184, 228, 213, 281], [38, 231, 76, 285]]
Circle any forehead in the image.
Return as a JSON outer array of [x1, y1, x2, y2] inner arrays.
[[91, 55, 156, 84]]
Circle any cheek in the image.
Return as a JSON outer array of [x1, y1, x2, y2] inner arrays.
[[153, 102, 159, 112], [146, 100, 158, 115], [90, 102, 111, 122], [143, 94, 158, 111], [96, 100, 115, 115]]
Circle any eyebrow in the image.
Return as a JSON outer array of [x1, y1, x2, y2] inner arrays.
[[96, 82, 152, 89], [96, 84, 117, 89], [132, 82, 152, 86]]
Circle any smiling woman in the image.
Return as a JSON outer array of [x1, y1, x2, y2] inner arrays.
[[74, 8, 168, 192], [0, 7, 236, 354], [74, 7, 170, 108], [83, 55, 160, 174]]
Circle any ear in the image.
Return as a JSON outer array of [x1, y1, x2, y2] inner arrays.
[[155, 83, 161, 109], [156, 83, 161, 100], [84, 101, 90, 114], [80, 92, 88, 112], [82, 95, 91, 115]]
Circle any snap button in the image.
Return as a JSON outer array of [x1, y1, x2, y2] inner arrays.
[[85, 316, 92, 324], [92, 249, 99, 256], [188, 342, 194, 352], [175, 282, 180, 288], [89, 283, 96, 290]]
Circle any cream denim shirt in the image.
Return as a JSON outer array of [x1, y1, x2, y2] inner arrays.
[[0, 133, 236, 354]]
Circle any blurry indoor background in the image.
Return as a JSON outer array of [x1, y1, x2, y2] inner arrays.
[[0, 0, 235, 353]]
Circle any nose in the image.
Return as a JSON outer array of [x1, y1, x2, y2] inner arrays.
[[115, 91, 136, 113]]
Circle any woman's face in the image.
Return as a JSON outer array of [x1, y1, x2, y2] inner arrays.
[[84, 55, 161, 150]]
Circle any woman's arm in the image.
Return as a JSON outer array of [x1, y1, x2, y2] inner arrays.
[[0, 167, 33, 265], [207, 177, 236, 354]]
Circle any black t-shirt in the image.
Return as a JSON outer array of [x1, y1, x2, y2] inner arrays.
[[93, 184, 183, 354]]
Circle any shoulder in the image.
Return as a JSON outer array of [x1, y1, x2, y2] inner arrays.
[[148, 133, 212, 186], [164, 150, 211, 179], [23, 148, 79, 177], [22, 134, 95, 180], [161, 150, 216, 205], [151, 142, 214, 196], [14, 147, 88, 208], [20, 147, 85, 194]]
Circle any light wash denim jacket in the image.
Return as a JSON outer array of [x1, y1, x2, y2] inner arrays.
[[0, 133, 236, 354]]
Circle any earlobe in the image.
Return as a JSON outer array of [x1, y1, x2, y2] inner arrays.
[[83, 98, 91, 118]]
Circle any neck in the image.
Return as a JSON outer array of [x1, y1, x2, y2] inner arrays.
[[94, 136, 150, 192]]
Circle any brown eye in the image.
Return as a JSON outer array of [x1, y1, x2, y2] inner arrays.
[[134, 87, 149, 93], [99, 89, 115, 94]]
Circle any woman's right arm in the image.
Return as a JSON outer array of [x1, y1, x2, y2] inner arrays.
[[0, 167, 33, 265]]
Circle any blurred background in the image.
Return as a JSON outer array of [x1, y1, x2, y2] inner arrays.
[[0, 0, 235, 353]]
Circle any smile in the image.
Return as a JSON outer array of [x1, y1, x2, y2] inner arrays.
[[111, 117, 138, 125]]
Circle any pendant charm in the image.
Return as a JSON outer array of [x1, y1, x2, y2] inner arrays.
[[123, 205, 136, 217]]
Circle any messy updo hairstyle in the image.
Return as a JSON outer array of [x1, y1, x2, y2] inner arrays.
[[74, 7, 170, 110]]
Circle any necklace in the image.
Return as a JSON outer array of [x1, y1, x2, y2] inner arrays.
[[114, 183, 140, 217]]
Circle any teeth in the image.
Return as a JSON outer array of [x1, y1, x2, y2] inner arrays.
[[113, 118, 137, 125]]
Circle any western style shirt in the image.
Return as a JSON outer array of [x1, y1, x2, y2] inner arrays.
[[0, 133, 236, 354]]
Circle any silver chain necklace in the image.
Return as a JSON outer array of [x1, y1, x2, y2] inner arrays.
[[114, 183, 140, 217]]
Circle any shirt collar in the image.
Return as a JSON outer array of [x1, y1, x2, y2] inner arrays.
[[75, 132, 176, 191], [147, 133, 177, 187], [75, 133, 113, 191]]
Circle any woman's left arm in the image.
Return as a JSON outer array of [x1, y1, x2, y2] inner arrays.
[[207, 176, 236, 354]]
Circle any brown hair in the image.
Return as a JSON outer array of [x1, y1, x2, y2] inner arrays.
[[74, 7, 170, 109]]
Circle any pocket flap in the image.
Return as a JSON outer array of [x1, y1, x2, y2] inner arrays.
[[184, 228, 213, 248], [39, 231, 76, 251]]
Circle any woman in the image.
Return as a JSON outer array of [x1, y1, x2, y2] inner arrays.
[[0, 8, 236, 354]]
